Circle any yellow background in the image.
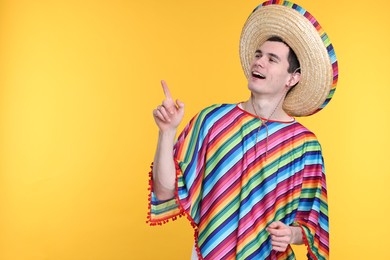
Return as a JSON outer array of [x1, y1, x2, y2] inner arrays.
[[0, 0, 389, 259]]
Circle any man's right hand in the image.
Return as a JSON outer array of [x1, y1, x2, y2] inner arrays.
[[153, 80, 185, 132], [152, 80, 184, 200]]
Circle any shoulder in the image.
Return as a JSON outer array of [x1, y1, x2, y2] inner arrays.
[[186, 103, 238, 135], [195, 103, 238, 123], [198, 103, 237, 116], [291, 121, 322, 152], [290, 121, 318, 138]]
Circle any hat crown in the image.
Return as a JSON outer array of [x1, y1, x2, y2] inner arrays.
[[240, 1, 338, 116]]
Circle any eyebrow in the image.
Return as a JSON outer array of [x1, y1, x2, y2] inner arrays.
[[255, 50, 281, 62]]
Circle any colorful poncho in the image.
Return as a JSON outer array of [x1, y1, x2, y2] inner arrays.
[[148, 104, 329, 260]]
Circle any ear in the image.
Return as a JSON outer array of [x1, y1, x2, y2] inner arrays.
[[287, 71, 301, 88]]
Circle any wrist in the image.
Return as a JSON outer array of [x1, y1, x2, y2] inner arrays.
[[159, 129, 177, 139], [289, 227, 295, 244], [289, 226, 303, 245]]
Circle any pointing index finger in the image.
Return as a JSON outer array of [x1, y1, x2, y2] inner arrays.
[[161, 80, 173, 100]]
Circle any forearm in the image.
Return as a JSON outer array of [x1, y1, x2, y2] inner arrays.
[[152, 129, 177, 201]]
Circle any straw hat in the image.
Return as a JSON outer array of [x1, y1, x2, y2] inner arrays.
[[240, 1, 339, 116]]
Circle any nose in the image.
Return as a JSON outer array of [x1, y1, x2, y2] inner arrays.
[[254, 56, 265, 67]]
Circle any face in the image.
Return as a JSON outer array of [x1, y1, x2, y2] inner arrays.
[[247, 41, 299, 97]]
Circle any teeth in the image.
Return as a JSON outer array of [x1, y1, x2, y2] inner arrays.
[[252, 71, 265, 79]]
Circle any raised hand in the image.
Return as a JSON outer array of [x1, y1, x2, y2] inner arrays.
[[153, 80, 185, 132]]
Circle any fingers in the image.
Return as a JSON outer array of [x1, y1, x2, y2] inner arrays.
[[161, 80, 172, 100], [269, 233, 290, 243], [153, 80, 185, 130], [153, 105, 172, 122], [267, 221, 293, 252], [162, 99, 175, 114], [267, 220, 283, 229], [266, 221, 286, 236], [160, 80, 176, 114], [268, 233, 290, 252], [270, 240, 289, 252]]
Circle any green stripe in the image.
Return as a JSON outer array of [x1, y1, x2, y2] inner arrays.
[[151, 199, 178, 215], [182, 105, 216, 163], [273, 197, 300, 220], [240, 143, 305, 200], [205, 119, 258, 177], [198, 194, 240, 245]]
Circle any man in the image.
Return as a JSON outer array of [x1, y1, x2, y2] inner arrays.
[[147, 1, 338, 259]]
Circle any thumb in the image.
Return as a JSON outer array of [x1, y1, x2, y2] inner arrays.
[[268, 221, 282, 229], [176, 99, 185, 111]]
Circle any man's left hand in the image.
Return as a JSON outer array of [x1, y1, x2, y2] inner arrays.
[[266, 221, 294, 252]]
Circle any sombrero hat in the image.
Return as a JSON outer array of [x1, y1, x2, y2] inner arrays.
[[240, 0, 338, 116]]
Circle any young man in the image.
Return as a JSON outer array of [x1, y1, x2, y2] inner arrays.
[[147, 1, 338, 259]]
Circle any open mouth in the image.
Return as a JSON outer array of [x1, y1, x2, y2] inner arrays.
[[252, 71, 266, 79]]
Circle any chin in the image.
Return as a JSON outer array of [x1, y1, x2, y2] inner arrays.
[[247, 82, 262, 93]]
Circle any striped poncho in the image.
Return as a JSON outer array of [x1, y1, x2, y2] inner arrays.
[[148, 104, 329, 259]]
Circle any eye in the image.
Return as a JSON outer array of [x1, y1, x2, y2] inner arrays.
[[269, 58, 277, 63], [254, 51, 262, 58]]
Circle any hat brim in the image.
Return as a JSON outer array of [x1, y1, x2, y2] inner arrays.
[[240, 2, 338, 117]]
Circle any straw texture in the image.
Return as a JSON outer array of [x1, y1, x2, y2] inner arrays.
[[240, 1, 338, 116]]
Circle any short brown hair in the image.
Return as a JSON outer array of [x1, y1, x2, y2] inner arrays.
[[267, 36, 300, 73]]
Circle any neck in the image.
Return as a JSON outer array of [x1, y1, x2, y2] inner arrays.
[[245, 93, 290, 121]]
